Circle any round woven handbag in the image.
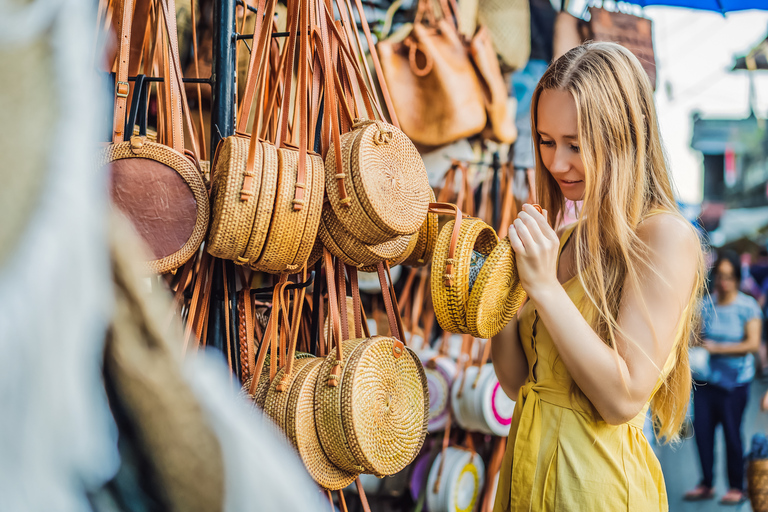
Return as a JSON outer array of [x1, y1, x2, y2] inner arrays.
[[207, 136, 279, 264], [314, 252, 429, 477], [465, 236, 526, 339], [749, 459, 768, 512], [402, 189, 439, 268], [325, 119, 431, 245], [103, 8, 208, 275], [318, 202, 413, 268], [430, 204, 498, 335]]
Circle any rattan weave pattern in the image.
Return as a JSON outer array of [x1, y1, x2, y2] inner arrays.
[[466, 237, 527, 339], [253, 148, 322, 273], [263, 358, 315, 432], [241, 142, 279, 264], [314, 338, 369, 474], [343, 341, 429, 476], [325, 121, 430, 245], [402, 189, 438, 267], [318, 204, 411, 268], [748, 459, 768, 512], [101, 141, 209, 274], [207, 135, 263, 261], [291, 154, 324, 269], [285, 359, 358, 490], [350, 121, 430, 239], [251, 148, 319, 274], [431, 218, 498, 334], [358, 231, 418, 273], [325, 128, 392, 244]]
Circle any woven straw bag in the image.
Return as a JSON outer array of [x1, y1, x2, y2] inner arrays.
[[476, 0, 530, 72], [208, 0, 323, 274], [102, 0, 209, 274], [465, 236, 526, 338], [430, 204, 498, 335], [749, 459, 768, 512], [325, 119, 431, 245], [317, 202, 414, 268], [402, 189, 439, 267], [314, 251, 428, 477]]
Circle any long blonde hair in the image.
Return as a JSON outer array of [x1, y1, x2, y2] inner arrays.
[[531, 42, 706, 442]]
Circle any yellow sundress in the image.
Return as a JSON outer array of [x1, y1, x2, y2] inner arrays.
[[494, 221, 677, 512]]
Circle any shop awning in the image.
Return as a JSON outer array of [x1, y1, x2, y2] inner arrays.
[[632, 0, 768, 13], [707, 205, 768, 247]]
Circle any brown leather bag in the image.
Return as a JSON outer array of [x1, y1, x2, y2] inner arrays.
[[101, 0, 209, 274], [377, 0, 486, 148]]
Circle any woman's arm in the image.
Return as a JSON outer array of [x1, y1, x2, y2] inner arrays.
[[704, 318, 762, 355], [509, 204, 699, 425], [491, 313, 528, 399]]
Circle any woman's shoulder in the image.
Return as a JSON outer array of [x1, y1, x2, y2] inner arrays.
[[637, 210, 700, 253], [556, 220, 578, 239]]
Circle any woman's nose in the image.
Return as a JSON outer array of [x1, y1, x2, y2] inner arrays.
[[549, 148, 571, 175]]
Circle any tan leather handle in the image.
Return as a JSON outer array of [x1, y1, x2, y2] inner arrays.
[[248, 274, 288, 395], [428, 202, 463, 287], [348, 265, 363, 339], [324, 249, 344, 387], [376, 262, 406, 359], [112, 0, 135, 143], [481, 437, 507, 512], [355, 478, 373, 512], [277, 266, 309, 391], [336, 257, 349, 342], [433, 409, 452, 494]]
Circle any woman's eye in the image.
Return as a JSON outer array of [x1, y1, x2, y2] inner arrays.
[[539, 140, 555, 147], [570, 145, 580, 153]]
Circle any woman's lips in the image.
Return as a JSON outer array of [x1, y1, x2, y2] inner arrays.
[[558, 179, 582, 187]]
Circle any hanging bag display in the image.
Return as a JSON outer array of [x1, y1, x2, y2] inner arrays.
[[314, 251, 429, 478], [376, 0, 486, 147], [101, 0, 209, 274], [207, 0, 324, 274]]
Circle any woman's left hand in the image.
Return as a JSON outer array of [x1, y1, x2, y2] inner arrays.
[[508, 204, 561, 301]]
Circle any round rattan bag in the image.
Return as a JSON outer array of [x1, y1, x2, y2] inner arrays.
[[103, 137, 209, 274], [207, 135, 279, 265], [317, 202, 413, 268], [431, 210, 498, 336], [252, 146, 324, 274], [402, 189, 439, 268], [465, 237, 526, 339], [314, 337, 429, 477], [325, 119, 431, 245]]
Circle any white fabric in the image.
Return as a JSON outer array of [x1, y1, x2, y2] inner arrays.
[[184, 352, 326, 512], [0, 0, 119, 509]]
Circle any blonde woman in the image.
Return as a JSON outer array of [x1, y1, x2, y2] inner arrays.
[[491, 42, 705, 511]]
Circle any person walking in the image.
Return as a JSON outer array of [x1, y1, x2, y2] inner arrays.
[[684, 250, 762, 504], [491, 42, 705, 511]]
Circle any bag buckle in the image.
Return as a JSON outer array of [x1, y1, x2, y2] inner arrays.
[[115, 81, 130, 98]]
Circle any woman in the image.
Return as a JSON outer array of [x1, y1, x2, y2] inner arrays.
[[491, 42, 705, 511], [684, 250, 762, 504]]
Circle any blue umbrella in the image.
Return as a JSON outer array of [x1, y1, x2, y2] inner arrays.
[[630, 0, 768, 13]]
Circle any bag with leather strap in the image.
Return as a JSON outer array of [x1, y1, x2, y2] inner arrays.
[[376, 0, 486, 148], [101, 0, 209, 274], [317, 0, 431, 249], [314, 250, 428, 478], [207, 0, 323, 274], [476, 0, 530, 72]]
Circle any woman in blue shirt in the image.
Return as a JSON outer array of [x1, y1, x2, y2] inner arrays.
[[685, 250, 763, 504]]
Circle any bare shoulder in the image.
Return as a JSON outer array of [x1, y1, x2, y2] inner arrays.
[[637, 212, 701, 284], [637, 212, 700, 257]]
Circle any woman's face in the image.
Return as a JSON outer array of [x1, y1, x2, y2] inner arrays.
[[536, 89, 586, 201], [714, 259, 738, 296]]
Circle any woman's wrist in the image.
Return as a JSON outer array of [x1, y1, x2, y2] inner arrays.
[[527, 280, 566, 308]]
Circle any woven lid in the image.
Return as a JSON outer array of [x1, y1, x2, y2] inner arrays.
[[465, 237, 526, 339], [326, 120, 430, 245], [342, 339, 428, 476], [431, 217, 498, 335]]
